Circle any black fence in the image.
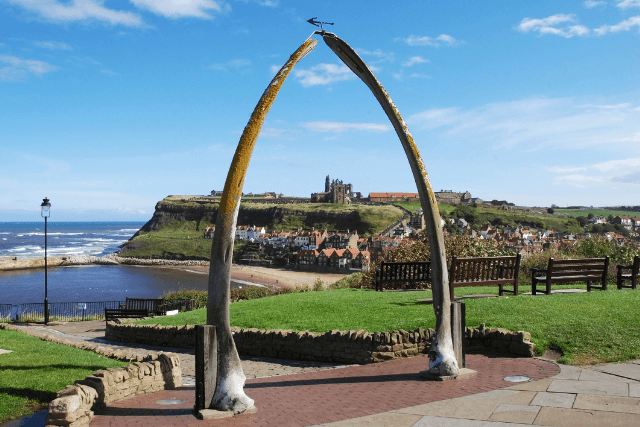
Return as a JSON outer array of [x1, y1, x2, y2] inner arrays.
[[1, 301, 124, 323], [0, 304, 11, 323], [0, 298, 198, 323]]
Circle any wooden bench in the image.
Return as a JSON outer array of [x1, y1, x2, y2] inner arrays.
[[617, 255, 640, 290], [449, 254, 521, 301], [375, 261, 431, 291], [121, 298, 166, 316], [104, 308, 150, 322], [531, 257, 609, 295]]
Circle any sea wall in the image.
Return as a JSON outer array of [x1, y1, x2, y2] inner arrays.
[[106, 322, 536, 364]]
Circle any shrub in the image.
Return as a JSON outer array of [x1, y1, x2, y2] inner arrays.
[[163, 290, 207, 308], [313, 278, 326, 291]]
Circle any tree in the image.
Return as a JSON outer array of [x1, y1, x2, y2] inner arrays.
[[576, 216, 589, 227], [587, 213, 595, 219], [547, 208, 554, 214]]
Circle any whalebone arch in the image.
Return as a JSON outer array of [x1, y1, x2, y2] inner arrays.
[[206, 32, 457, 414]]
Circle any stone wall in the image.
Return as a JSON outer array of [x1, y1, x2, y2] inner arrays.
[[106, 322, 536, 364], [0, 324, 182, 427], [46, 353, 182, 427]]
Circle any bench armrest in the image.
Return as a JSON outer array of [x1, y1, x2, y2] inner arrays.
[[530, 267, 546, 273]]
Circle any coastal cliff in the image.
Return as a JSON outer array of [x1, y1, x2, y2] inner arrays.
[[118, 196, 403, 260]]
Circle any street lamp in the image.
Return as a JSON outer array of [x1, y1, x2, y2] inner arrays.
[[41, 197, 51, 325]]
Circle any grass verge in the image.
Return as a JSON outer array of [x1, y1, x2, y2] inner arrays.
[[0, 329, 128, 424], [137, 287, 640, 365]]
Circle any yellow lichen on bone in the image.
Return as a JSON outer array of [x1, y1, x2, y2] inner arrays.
[[218, 38, 317, 217]]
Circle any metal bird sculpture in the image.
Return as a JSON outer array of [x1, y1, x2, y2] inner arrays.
[[307, 17, 334, 31]]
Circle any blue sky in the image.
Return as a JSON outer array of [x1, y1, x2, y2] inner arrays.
[[1, 0, 639, 221]]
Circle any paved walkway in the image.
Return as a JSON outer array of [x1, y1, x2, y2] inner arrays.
[[13, 320, 354, 379], [11, 321, 640, 426]]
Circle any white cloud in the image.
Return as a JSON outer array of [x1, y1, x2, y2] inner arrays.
[[5, 0, 144, 27], [584, 0, 606, 7], [0, 55, 58, 82], [594, 16, 640, 34], [408, 97, 640, 152], [617, 0, 640, 8], [546, 166, 588, 173], [402, 56, 428, 67], [301, 121, 391, 133], [550, 158, 640, 188], [518, 14, 590, 38], [204, 58, 251, 71], [404, 34, 460, 47], [33, 40, 72, 50], [130, 0, 229, 19], [293, 63, 355, 87], [358, 48, 395, 63], [234, 0, 278, 7]]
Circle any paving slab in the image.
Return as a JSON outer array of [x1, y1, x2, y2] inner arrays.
[[459, 390, 536, 405], [573, 393, 640, 414], [547, 379, 629, 397], [488, 403, 540, 424], [320, 412, 422, 427], [630, 382, 640, 398], [504, 378, 552, 392], [578, 369, 638, 383], [459, 390, 521, 400], [551, 364, 581, 380], [413, 416, 533, 426], [529, 391, 576, 409], [397, 398, 500, 420], [595, 363, 640, 381], [532, 406, 640, 426]]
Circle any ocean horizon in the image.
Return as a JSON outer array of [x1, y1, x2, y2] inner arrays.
[[0, 221, 145, 259]]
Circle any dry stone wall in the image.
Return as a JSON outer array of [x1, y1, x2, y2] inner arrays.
[[46, 353, 182, 427], [106, 321, 535, 364]]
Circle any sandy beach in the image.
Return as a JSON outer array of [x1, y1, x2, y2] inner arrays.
[[0, 256, 350, 289]]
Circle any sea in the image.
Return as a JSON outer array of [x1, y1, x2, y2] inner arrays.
[[0, 222, 212, 305]]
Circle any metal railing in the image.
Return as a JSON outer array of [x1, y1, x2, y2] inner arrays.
[[0, 304, 11, 323], [2, 301, 124, 323], [0, 299, 198, 323]]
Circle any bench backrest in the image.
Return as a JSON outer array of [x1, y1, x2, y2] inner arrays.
[[378, 261, 431, 282], [449, 254, 521, 285], [547, 257, 609, 281], [633, 255, 640, 277]]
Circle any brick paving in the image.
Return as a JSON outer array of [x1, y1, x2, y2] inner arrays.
[[90, 354, 559, 427]]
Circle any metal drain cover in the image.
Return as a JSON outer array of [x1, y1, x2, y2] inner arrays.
[[503, 375, 532, 383], [155, 399, 184, 405]]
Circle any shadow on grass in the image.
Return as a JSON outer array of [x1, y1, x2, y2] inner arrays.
[[1, 364, 119, 371], [0, 388, 56, 403]]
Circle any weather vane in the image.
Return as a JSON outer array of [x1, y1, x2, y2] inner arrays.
[[307, 17, 334, 31]]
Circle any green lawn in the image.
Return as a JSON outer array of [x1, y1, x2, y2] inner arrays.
[[0, 329, 128, 424], [556, 208, 639, 218], [138, 287, 640, 365]]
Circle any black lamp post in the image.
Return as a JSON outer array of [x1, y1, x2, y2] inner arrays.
[[41, 197, 51, 325]]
